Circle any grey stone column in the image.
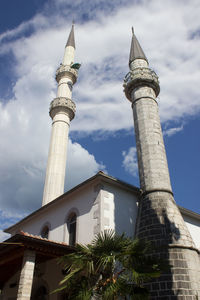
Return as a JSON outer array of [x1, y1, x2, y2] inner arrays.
[[17, 250, 36, 300], [124, 61, 200, 298]]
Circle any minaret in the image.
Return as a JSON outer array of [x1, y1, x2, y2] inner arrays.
[[123, 29, 200, 298], [42, 24, 79, 206]]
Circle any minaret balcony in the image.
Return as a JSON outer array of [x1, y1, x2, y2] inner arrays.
[[49, 97, 76, 120], [123, 67, 160, 101], [55, 64, 78, 84]]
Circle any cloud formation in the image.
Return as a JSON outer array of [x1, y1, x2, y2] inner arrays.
[[1, 0, 200, 130], [163, 125, 184, 137], [122, 147, 138, 177], [0, 0, 200, 234]]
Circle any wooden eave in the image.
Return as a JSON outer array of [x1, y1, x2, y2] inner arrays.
[[0, 233, 74, 288]]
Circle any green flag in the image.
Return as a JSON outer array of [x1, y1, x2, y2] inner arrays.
[[71, 63, 81, 70]]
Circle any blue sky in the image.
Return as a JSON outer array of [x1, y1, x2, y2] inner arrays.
[[0, 0, 200, 240]]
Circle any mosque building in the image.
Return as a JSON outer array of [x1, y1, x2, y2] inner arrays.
[[0, 24, 200, 299]]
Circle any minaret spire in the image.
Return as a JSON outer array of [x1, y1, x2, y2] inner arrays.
[[129, 28, 148, 66], [63, 22, 76, 66], [66, 22, 75, 48], [124, 29, 200, 298], [42, 25, 80, 206]]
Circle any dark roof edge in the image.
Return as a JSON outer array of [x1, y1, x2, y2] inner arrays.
[[179, 205, 200, 220], [0, 233, 74, 253], [4, 172, 139, 233], [99, 171, 140, 194]]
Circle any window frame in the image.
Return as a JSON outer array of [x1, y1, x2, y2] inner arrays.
[[67, 213, 77, 246], [40, 223, 51, 239]]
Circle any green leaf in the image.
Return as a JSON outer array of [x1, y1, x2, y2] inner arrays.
[[54, 230, 166, 299]]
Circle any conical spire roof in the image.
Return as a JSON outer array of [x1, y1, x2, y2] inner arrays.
[[66, 23, 75, 48], [129, 28, 148, 65]]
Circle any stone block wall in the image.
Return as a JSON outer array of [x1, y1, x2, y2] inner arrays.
[[136, 191, 200, 298]]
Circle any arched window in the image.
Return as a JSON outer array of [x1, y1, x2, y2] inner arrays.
[[67, 213, 77, 246], [41, 225, 49, 239]]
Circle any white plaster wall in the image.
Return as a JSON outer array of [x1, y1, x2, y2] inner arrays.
[[182, 214, 200, 249], [15, 184, 100, 245], [101, 190, 115, 231], [11, 178, 200, 249], [100, 183, 138, 238], [11, 181, 139, 245]]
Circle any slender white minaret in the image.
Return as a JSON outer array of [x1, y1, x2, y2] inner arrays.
[[42, 24, 79, 206]]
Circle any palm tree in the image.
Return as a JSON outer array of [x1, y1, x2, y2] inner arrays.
[[55, 230, 164, 299]]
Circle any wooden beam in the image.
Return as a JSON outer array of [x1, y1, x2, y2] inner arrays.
[[0, 248, 24, 266]]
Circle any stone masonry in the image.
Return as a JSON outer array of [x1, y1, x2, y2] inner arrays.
[[16, 250, 36, 300], [124, 32, 200, 299]]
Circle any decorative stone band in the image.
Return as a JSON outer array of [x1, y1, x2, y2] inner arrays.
[[141, 188, 174, 197], [168, 243, 200, 254], [49, 97, 76, 121], [56, 64, 78, 84], [123, 67, 160, 101], [131, 95, 158, 107]]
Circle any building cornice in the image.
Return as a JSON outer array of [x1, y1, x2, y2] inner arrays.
[[4, 172, 140, 233], [5, 172, 200, 234], [178, 205, 200, 221]]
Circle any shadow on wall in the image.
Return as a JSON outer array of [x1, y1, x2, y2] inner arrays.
[[135, 191, 199, 299]]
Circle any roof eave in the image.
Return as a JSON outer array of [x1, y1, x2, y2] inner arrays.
[[4, 172, 140, 233], [178, 205, 200, 220]]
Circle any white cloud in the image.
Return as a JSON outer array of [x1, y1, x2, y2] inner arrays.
[[1, 0, 200, 133], [163, 125, 184, 137], [0, 0, 200, 231], [0, 210, 22, 241], [0, 230, 10, 242], [0, 134, 104, 214], [66, 140, 106, 190], [0, 137, 104, 237], [0, 134, 104, 235], [122, 147, 138, 177], [0, 21, 106, 231]]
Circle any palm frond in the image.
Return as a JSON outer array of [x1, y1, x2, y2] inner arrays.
[[74, 288, 93, 300], [55, 230, 165, 299], [59, 267, 81, 285]]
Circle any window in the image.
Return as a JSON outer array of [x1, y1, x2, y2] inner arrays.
[[41, 225, 49, 239], [67, 213, 77, 246]]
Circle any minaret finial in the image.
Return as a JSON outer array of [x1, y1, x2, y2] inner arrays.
[[129, 27, 148, 66], [66, 22, 75, 48]]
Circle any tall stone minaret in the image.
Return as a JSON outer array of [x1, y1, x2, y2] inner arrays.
[[42, 24, 79, 206], [124, 29, 200, 298]]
